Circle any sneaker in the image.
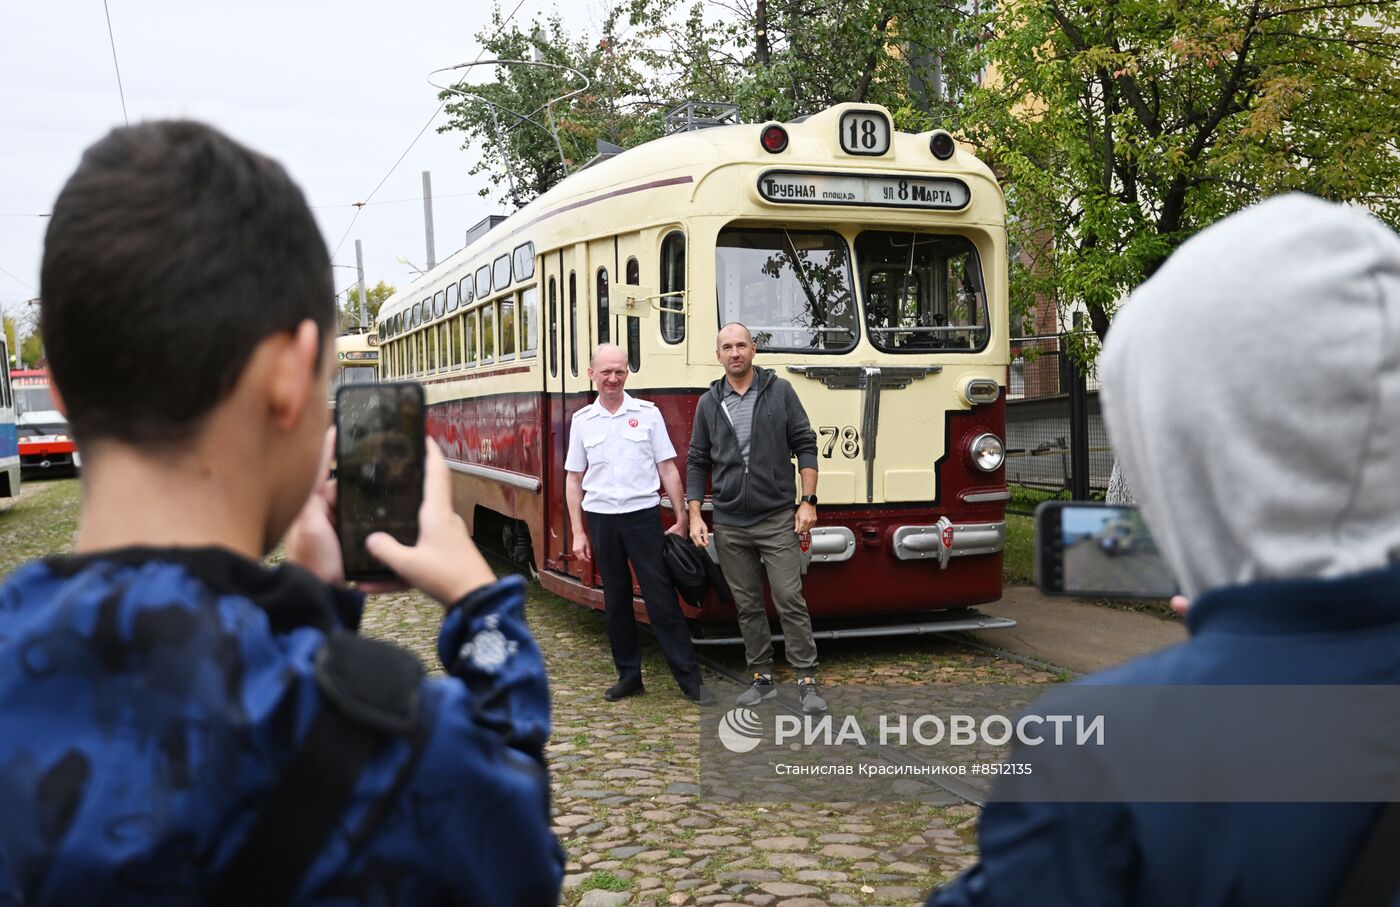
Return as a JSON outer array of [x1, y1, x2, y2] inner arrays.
[[735, 673, 777, 707], [798, 677, 827, 713], [683, 684, 718, 706], [604, 679, 645, 701]]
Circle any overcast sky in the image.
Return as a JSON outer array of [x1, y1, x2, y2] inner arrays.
[[0, 0, 609, 320]]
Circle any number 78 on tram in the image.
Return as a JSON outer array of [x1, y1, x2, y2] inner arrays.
[[376, 102, 1011, 634]]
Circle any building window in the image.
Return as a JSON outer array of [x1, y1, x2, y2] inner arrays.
[[660, 231, 686, 344], [596, 268, 610, 344]]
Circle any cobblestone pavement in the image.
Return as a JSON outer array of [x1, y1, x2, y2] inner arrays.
[[362, 576, 1057, 907]]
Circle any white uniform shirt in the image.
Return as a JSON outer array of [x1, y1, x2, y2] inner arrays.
[[565, 392, 677, 514]]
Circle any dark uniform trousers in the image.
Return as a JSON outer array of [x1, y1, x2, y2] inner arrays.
[[585, 507, 702, 691]]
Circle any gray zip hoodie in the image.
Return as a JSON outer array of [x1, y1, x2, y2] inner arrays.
[[1101, 193, 1400, 599], [685, 366, 819, 526]]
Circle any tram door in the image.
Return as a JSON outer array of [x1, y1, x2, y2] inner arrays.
[[552, 242, 596, 584]]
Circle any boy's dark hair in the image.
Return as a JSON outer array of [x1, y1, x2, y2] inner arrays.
[[40, 120, 334, 445]]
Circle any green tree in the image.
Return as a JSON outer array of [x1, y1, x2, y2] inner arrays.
[[338, 281, 396, 332], [440, 1, 985, 207], [2, 315, 16, 366], [964, 0, 1400, 344], [439, 8, 664, 209], [19, 332, 43, 369]]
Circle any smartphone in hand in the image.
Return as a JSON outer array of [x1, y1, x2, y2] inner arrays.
[[335, 382, 426, 582], [1034, 501, 1178, 599]]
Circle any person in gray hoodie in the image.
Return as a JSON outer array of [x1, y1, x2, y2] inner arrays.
[[686, 323, 826, 712], [927, 193, 1400, 906]]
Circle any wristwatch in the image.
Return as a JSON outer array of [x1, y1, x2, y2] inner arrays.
[[800, 495, 818, 506]]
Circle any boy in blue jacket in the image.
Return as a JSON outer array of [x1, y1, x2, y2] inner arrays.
[[0, 121, 563, 905]]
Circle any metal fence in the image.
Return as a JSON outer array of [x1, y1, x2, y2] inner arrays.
[[1006, 335, 1112, 500]]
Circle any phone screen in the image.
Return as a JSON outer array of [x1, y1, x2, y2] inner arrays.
[[1035, 502, 1178, 599], [335, 382, 425, 581]]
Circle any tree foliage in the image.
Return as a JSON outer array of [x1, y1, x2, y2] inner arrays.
[[339, 281, 396, 332], [439, 0, 985, 208], [965, 0, 1400, 343], [2, 316, 15, 366], [438, 9, 666, 209]]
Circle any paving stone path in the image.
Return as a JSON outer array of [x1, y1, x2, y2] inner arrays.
[[362, 574, 1055, 907]]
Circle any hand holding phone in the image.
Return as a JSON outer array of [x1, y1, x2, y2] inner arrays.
[[365, 439, 496, 606], [1035, 501, 1179, 599], [336, 383, 426, 582]]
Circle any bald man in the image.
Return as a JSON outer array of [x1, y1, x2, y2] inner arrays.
[[565, 344, 714, 705]]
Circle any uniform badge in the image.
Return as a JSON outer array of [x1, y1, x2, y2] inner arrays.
[[628, 418, 639, 428]]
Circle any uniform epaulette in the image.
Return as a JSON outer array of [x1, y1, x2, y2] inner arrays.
[[636, 399, 657, 409], [572, 406, 597, 420]]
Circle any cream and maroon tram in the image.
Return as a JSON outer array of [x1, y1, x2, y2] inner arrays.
[[376, 102, 1011, 638]]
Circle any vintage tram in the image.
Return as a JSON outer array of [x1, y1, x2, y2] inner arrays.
[[376, 102, 1011, 640]]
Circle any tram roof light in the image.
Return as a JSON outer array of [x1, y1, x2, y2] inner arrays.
[[929, 130, 956, 161], [760, 124, 789, 154]]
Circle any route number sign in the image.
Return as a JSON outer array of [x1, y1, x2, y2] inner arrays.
[[839, 111, 890, 156]]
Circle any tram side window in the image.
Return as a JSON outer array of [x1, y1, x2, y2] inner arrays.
[[465, 311, 479, 365], [447, 282, 459, 313], [569, 271, 579, 377], [499, 297, 516, 359], [475, 266, 491, 299], [461, 276, 474, 307], [596, 268, 610, 344], [482, 305, 496, 362], [855, 231, 989, 353], [521, 287, 539, 356], [434, 290, 446, 318], [548, 277, 558, 377], [715, 228, 857, 353], [409, 336, 418, 374], [427, 327, 438, 371], [449, 316, 461, 366], [660, 231, 686, 345], [439, 323, 451, 369]]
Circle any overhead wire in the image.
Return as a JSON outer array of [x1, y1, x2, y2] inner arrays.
[[102, 0, 130, 126], [328, 0, 530, 264]]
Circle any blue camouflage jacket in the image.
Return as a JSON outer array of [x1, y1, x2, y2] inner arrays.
[[0, 547, 564, 905]]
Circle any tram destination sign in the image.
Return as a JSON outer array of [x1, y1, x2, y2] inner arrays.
[[758, 170, 970, 211]]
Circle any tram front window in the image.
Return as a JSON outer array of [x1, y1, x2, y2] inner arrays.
[[337, 366, 378, 387], [715, 228, 857, 352], [856, 231, 989, 352], [15, 386, 55, 416]]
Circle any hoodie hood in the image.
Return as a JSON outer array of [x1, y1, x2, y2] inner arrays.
[[1101, 194, 1400, 599]]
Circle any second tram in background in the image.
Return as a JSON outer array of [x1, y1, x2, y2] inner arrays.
[[376, 102, 1011, 640], [0, 336, 18, 497], [12, 369, 79, 478], [330, 330, 380, 401]]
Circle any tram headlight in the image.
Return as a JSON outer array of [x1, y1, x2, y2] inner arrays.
[[761, 124, 789, 154], [929, 130, 956, 160], [968, 433, 1005, 473]]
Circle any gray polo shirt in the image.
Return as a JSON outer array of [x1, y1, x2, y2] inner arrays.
[[722, 380, 756, 464]]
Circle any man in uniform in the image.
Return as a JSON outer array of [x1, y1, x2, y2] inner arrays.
[[686, 323, 826, 712], [566, 344, 715, 705]]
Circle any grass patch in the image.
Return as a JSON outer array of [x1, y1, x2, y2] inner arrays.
[[579, 871, 631, 892]]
